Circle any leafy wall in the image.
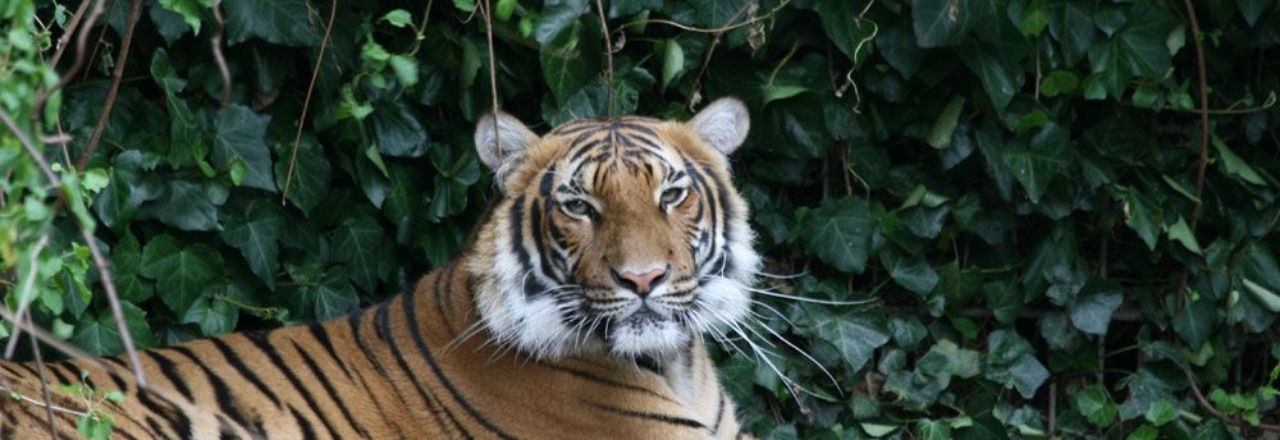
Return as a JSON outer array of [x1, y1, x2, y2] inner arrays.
[[3, 0, 1279, 438]]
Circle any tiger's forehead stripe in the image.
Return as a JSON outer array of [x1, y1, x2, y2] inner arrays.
[[549, 120, 683, 193]]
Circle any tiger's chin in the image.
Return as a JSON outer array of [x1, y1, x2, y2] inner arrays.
[[604, 313, 692, 360]]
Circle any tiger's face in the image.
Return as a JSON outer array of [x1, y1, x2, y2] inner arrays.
[[468, 98, 759, 361]]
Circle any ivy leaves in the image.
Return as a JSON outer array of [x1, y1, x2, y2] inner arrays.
[[10, 0, 1280, 439]]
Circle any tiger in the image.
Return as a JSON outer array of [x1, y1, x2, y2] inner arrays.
[[0, 97, 762, 439]]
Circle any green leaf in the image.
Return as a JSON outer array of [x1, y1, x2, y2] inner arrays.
[[1213, 136, 1267, 186], [926, 96, 965, 149], [111, 232, 154, 304], [958, 42, 1019, 111], [213, 105, 275, 191], [452, 0, 476, 13], [380, 9, 413, 27], [329, 216, 391, 292], [1171, 297, 1216, 350], [388, 55, 420, 88], [274, 134, 331, 215], [815, 313, 889, 372], [1166, 216, 1202, 255], [371, 99, 428, 158], [1040, 70, 1079, 97], [70, 302, 155, 356], [877, 20, 925, 78], [1072, 385, 1118, 428], [140, 235, 223, 316], [149, 2, 193, 44], [220, 200, 285, 286], [1002, 124, 1071, 203], [860, 423, 899, 437], [799, 197, 877, 273], [661, 39, 685, 89], [913, 0, 969, 47], [312, 269, 360, 319], [1144, 400, 1179, 426], [984, 330, 1049, 398], [222, 0, 320, 46], [156, 0, 208, 36], [1237, 0, 1274, 27], [919, 340, 981, 379], [915, 419, 951, 440], [1119, 189, 1161, 251], [1127, 424, 1159, 440], [539, 12, 601, 106], [1241, 278, 1280, 313], [139, 180, 224, 231], [94, 151, 163, 230], [181, 295, 237, 336], [1069, 290, 1123, 336], [1117, 4, 1176, 78], [808, 0, 876, 62], [1046, 1, 1095, 64], [495, 0, 517, 21], [883, 252, 939, 295]]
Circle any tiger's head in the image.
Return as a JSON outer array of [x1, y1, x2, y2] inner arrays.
[[467, 98, 759, 362]]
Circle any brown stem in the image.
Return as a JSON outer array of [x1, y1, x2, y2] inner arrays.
[[1172, 0, 1212, 311], [75, 0, 142, 173], [282, 0, 338, 205], [34, 0, 105, 126], [595, 0, 615, 117], [28, 315, 58, 439], [211, 1, 232, 107], [1182, 367, 1280, 433]]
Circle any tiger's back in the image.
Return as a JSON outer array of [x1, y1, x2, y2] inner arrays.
[[2, 98, 759, 439]]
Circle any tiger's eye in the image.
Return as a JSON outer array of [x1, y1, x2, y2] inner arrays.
[[562, 199, 594, 217], [660, 187, 687, 206]]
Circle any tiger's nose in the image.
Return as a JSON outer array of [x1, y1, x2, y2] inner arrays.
[[612, 267, 668, 297]]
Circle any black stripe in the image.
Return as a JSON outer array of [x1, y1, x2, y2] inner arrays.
[[242, 332, 344, 438], [166, 345, 255, 433], [712, 390, 726, 435], [145, 350, 194, 400], [432, 269, 458, 335], [368, 301, 460, 435], [403, 290, 515, 439], [307, 323, 356, 380], [207, 338, 284, 407], [585, 401, 706, 430], [539, 166, 557, 196], [288, 406, 320, 439], [537, 363, 675, 403], [136, 383, 191, 439], [291, 340, 370, 438]]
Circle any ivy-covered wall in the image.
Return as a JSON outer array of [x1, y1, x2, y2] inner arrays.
[[3, 0, 1279, 438]]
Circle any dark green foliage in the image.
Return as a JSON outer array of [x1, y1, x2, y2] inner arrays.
[[5, 0, 1280, 438]]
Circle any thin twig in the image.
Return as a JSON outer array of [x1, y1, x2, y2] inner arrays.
[[34, 0, 105, 125], [28, 315, 59, 439], [282, 0, 338, 205], [1181, 367, 1280, 433], [620, 0, 790, 34], [1176, 0, 1211, 309], [594, 0, 614, 117], [1183, 1, 1211, 236], [75, 0, 142, 173], [211, 1, 232, 107], [3, 235, 49, 359], [482, 0, 502, 162]]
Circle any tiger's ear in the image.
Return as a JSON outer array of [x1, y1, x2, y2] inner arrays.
[[475, 110, 539, 172], [688, 97, 750, 156]]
